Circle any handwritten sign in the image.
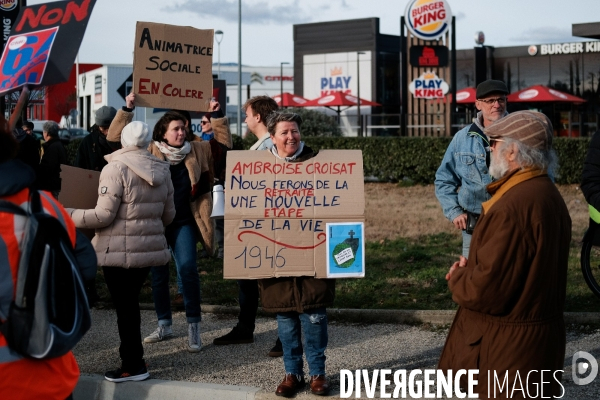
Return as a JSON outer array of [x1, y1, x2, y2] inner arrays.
[[133, 21, 213, 111], [224, 150, 365, 279]]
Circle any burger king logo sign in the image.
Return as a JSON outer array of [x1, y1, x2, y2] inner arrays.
[[405, 0, 452, 41], [0, 0, 17, 11]]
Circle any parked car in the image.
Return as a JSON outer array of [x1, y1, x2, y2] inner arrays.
[[67, 128, 89, 141]]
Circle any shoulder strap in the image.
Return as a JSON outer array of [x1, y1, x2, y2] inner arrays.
[[0, 200, 28, 216]]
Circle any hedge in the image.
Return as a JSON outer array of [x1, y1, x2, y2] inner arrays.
[[68, 136, 592, 185]]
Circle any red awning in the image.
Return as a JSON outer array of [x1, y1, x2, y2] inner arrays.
[[507, 85, 586, 104], [448, 87, 477, 104], [272, 92, 310, 107], [303, 92, 381, 107]]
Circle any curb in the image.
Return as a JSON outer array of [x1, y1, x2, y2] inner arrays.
[[129, 303, 600, 326], [75, 374, 262, 400]]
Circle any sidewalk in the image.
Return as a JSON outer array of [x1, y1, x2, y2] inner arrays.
[[72, 306, 600, 400]]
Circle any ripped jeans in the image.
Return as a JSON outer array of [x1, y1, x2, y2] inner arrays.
[[276, 308, 328, 376]]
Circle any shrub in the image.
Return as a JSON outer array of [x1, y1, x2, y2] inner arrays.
[[300, 136, 590, 185]]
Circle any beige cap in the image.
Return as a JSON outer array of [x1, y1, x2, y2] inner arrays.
[[484, 111, 553, 150]]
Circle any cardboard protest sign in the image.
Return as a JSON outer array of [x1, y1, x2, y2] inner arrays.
[[0, 0, 97, 94], [59, 164, 100, 239], [133, 22, 213, 111], [224, 150, 365, 279]]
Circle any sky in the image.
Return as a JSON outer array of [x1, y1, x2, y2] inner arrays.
[[27, 0, 600, 67]]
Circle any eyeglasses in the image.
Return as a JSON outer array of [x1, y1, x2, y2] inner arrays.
[[489, 138, 505, 147], [201, 120, 210, 125], [478, 97, 506, 105]]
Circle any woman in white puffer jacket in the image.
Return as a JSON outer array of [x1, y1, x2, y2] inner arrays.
[[68, 121, 175, 383]]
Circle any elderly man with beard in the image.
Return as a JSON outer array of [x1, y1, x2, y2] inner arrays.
[[438, 111, 571, 399]]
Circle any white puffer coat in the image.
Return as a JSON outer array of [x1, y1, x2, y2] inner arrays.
[[68, 147, 175, 268]]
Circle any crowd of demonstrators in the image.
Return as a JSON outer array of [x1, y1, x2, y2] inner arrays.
[[213, 95, 283, 358], [434, 79, 509, 257], [74, 106, 119, 171], [67, 121, 175, 382], [439, 111, 571, 398], [0, 118, 97, 399], [107, 93, 214, 353], [258, 111, 333, 398], [37, 121, 68, 199]]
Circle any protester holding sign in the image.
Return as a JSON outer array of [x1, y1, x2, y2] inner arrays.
[[257, 111, 333, 398], [108, 94, 214, 353]]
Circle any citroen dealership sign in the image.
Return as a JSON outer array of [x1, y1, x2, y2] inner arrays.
[[405, 0, 452, 41]]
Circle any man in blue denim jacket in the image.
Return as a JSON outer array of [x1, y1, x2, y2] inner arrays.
[[435, 80, 509, 257]]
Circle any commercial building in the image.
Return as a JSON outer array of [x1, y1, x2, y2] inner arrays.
[[293, 17, 600, 136]]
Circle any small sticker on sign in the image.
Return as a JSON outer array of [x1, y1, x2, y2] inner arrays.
[[334, 247, 354, 265]]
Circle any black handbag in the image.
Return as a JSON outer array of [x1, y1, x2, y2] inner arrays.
[[465, 211, 480, 235]]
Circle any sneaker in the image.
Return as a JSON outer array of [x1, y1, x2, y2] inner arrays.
[[143, 325, 173, 343], [213, 325, 254, 345], [188, 322, 202, 353], [104, 365, 149, 383], [268, 337, 283, 357]]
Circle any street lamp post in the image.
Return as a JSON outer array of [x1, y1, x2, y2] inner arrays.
[[215, 30, 223, 79], [356, 51, 365, 137], [280, 62, 290, 107], [237, 0, 242, 137]]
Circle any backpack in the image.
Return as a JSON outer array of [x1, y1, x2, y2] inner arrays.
[[0, 189, 91, 359]]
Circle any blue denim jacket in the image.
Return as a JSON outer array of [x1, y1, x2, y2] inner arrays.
[[435, 122, 492, 223]]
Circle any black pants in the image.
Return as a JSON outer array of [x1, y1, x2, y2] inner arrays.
[[103, 266, 150, 370], [237, 279, 259, 333]]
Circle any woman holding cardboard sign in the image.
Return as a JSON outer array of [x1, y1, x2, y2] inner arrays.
[[107, 93, 214, 353], [259, 111, 334, 398]]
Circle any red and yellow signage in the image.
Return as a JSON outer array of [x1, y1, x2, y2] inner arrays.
[[405, 0, 452, 41]]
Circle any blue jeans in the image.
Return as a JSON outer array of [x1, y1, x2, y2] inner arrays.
[[151, 223, 201, 324], [462, 230, 472, 258], [277, 308, 328, 376]]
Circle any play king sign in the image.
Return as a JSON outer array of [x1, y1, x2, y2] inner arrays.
[[408, 72, 449, 99], [405, 0, 452, 41]]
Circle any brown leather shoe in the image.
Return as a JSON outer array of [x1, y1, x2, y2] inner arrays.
[[309, 375, 330, 396], [276, 373, 305, 397]]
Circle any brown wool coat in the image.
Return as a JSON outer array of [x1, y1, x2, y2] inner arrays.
[[438, 169, 571, 399], [258, 145, 336, 313], [68, 147, 175, 268], [108, 110, 215, 255]]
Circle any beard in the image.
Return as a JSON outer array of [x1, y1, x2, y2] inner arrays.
[[489, 148, 511, 179]]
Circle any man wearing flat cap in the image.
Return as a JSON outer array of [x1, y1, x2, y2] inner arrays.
[[438, 111, 571, 398], [435, 79, 510, 257], [75, 106, 120, 171]]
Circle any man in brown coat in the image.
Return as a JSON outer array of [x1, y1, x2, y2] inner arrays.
[[439, 111, 571, 399]]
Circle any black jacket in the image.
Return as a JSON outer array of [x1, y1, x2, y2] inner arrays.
[[37, 137, 67, 192], [14, 131, 40, 175], [74, 126, 119, 171], [581, 130, 600, 210]]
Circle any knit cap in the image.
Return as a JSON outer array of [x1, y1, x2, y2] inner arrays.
[[484, 110, 553, 150], [121, 121, 151, 148]]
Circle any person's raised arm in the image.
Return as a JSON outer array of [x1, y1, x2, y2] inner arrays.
[[107, 92, 136, 145]]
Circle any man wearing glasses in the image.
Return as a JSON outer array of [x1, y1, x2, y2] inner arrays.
[[435, 79, 509, 257]]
